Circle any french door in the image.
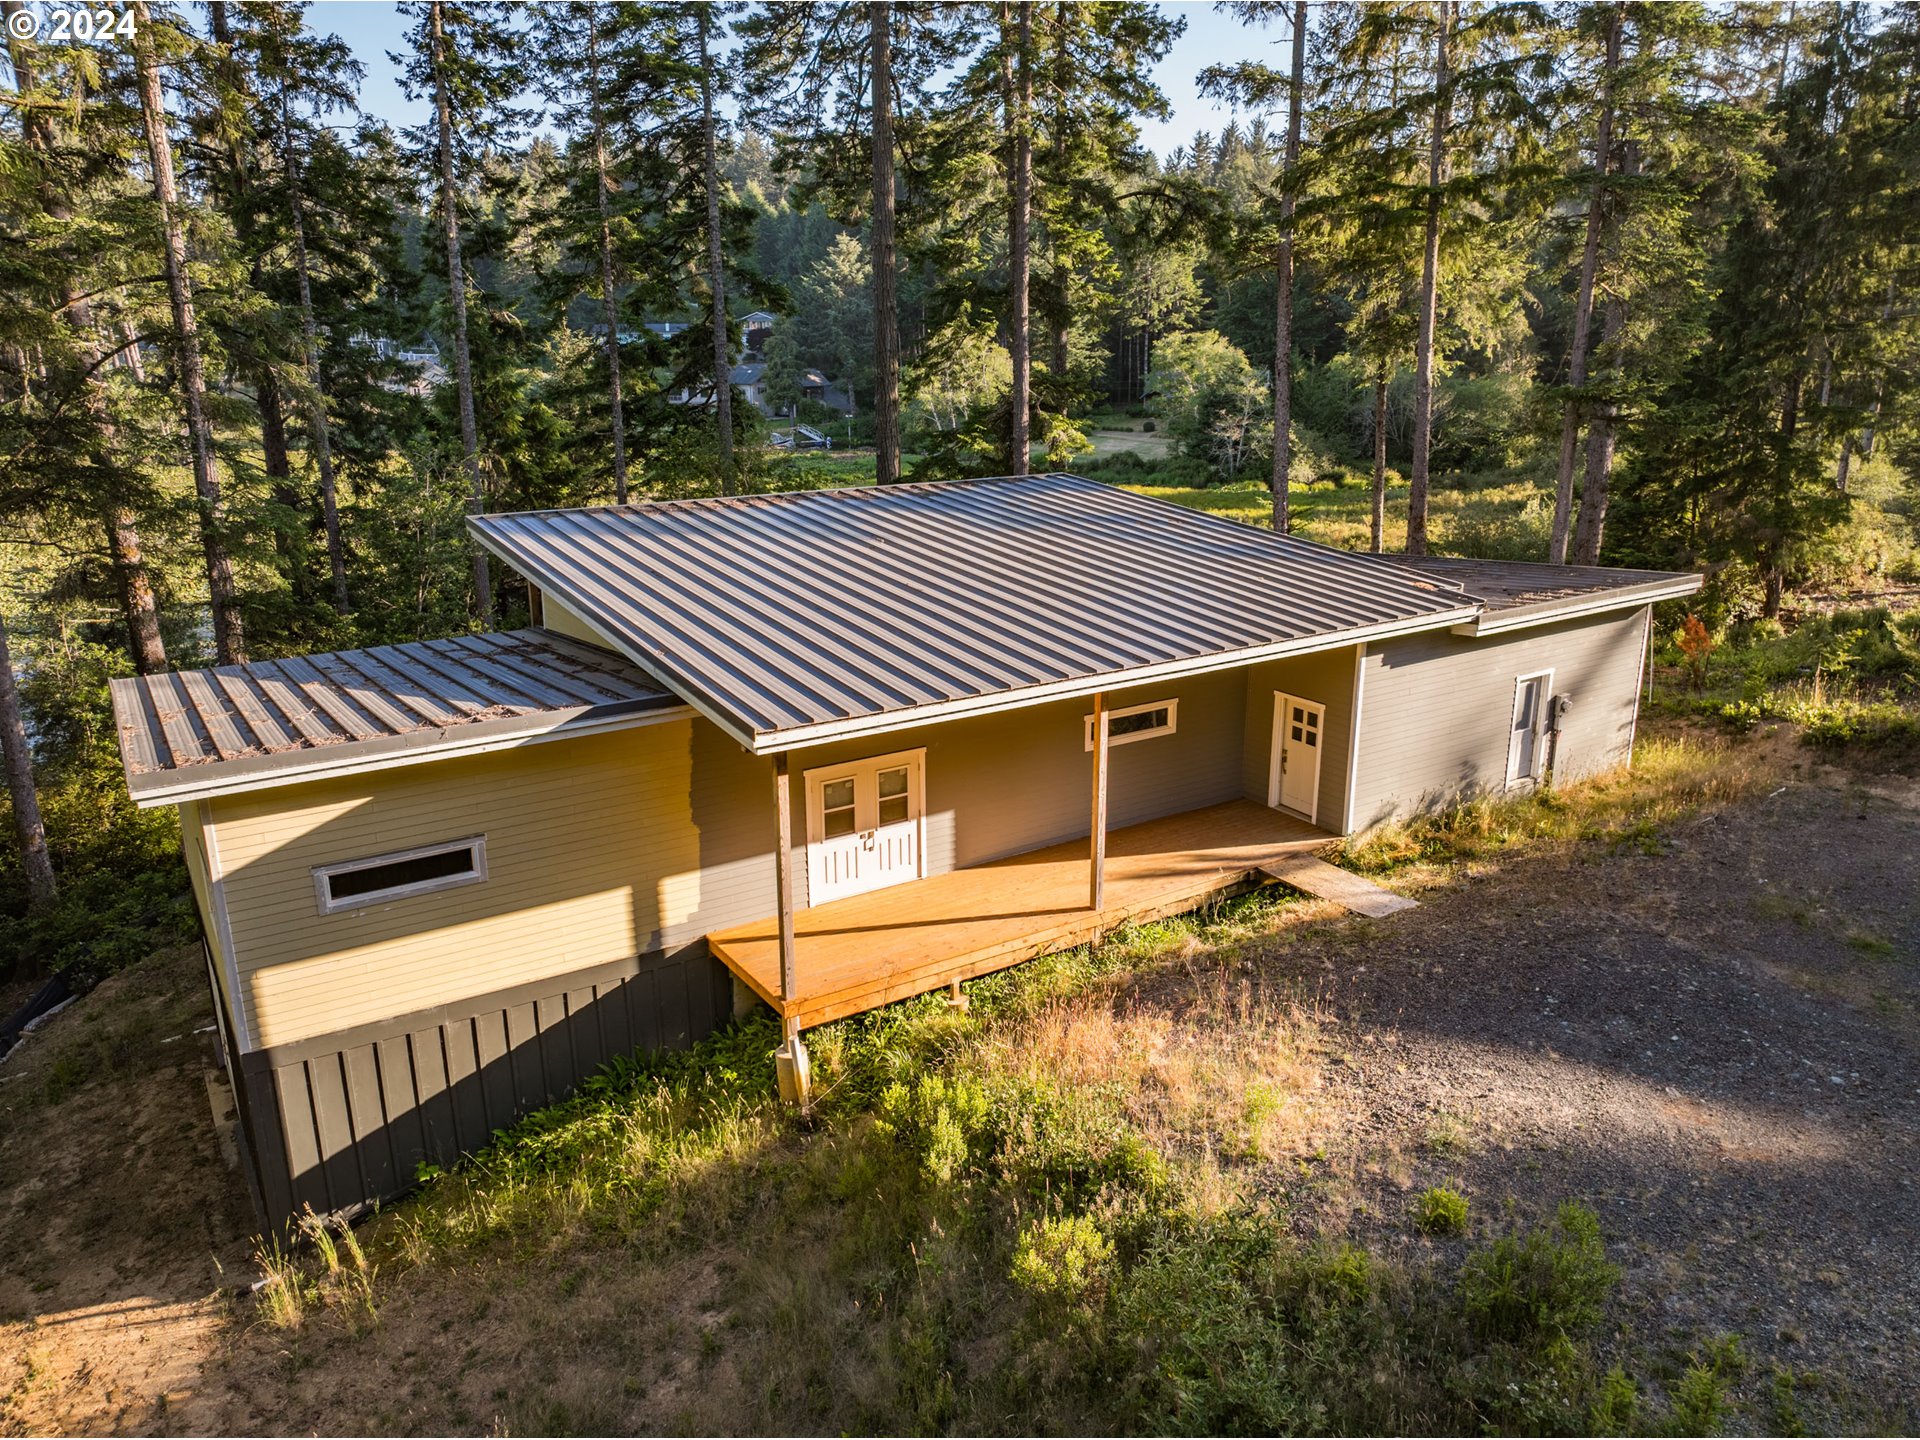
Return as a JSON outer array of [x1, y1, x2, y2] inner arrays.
[[803, 748, 926, 906]]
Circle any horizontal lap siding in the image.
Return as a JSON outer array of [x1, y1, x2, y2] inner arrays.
[[782, 668, 1250, 907], [1350, 608, 1649, 830], [245, 950, 731, 1224], [1238, 646, 1360, 832], [212, 719, 769, 1050]]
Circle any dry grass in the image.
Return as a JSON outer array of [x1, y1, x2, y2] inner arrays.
[[206, 725, 1792, 1436]]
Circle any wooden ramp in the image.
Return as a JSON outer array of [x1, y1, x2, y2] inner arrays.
[[708, 799, 1333, 1031], [1258, 853, 1418, 918]]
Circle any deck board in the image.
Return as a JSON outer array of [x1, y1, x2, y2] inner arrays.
[[708, 799, 1332, 1030], [1259, 853, 1418, 918]]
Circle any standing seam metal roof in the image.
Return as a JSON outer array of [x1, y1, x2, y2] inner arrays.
[[470, 472, 1479, 748], [111, 628, 680, 800]]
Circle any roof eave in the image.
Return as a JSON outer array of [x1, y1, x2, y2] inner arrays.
[[1449, 575, 1704, 637], [123, 697, 691, 808]]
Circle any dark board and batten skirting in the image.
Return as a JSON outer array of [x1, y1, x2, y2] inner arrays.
[[232, 946, 733, 1229]]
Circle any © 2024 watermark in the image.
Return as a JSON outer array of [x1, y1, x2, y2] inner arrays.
[[8, 5, 138, 43]]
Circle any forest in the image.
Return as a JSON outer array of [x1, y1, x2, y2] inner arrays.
[[1, 0, 1917, 978]]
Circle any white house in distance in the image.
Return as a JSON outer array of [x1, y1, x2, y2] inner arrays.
[[109, 473, 1699, 1228]]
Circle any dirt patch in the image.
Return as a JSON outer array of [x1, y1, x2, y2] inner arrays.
[[6, 755, 1918, 1433], [0, 947, 255, 1436], [1266, 774, 1920, 1426]]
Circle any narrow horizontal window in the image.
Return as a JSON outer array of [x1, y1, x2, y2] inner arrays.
[[313, 836, 487, 914], [1084, 698, 1179, 751]]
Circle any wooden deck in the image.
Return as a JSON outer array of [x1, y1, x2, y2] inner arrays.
[[708, 799, 1333, 1030]]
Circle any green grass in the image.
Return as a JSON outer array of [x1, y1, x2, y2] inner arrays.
[[244, 727, 1796, 1435]]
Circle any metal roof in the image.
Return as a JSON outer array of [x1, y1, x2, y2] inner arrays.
[[470, 472, 1481, 753], [1380, 555, 1702, 634], [112, 628, 683, 805]]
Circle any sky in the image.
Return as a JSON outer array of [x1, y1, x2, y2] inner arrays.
[[305, 0, 1282, 160]]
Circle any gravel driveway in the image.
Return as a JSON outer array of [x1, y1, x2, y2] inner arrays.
[[1266, 765, 1920, 1429]]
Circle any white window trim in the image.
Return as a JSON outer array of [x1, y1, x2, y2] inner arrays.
[[1505, 669, 1555, 789], [313, 835, 488, 915], [1083, 697, 1178, 751]]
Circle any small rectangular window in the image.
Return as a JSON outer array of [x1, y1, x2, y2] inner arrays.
[[314, 837, 487, 914], [1084, 698, 1179, 750]]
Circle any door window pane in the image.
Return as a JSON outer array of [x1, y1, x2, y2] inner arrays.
[[822, 777, 856, 838], [876, 767, 909, 825]]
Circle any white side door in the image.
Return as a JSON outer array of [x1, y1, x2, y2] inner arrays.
[[1506, 671, 1553, 788], [1270, 692, 1326, 821], [804, 749, 926, 906]]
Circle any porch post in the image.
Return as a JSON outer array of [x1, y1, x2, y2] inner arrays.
[[772, 752, 810, 1104], [773, 752, 798, 1022], [1089, 690, 1109, 913]]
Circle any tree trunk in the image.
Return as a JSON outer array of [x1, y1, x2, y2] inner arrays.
[[133, 1, 245, 663], [7, 2, 166, 672], [1005, 2, 1033, 476], [697, 8, 736, 497], [1371, 369, 1388, 554], [284, 97, 350, 611], [1270, 0, 1307, 535], [103, 508, 168, 673], [871, 2, 903, 485], [0, 607, 55, 916], [586, 17, 629, 506], [258, 365, 291, 487], [1550, 1, 1621, 565], [257, 362, 310, 606], [1405, 0, 1452, 558], [1570, 125, 1642, 568], [430, 0, 492, 628]]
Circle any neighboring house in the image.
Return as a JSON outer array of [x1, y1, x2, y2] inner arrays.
[[741, 310, 776, 358], [670, 362, 770, 412], [111, 473, 1698, 1227]]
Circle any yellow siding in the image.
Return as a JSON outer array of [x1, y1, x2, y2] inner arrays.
[[209, 719, 768, 1050], [178, 801, 228, 1010], [540, 592, 614, 649]]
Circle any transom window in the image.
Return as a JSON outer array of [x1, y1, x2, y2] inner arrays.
[[313, 836, 487, 915], [1084, 697, 1179, 751]]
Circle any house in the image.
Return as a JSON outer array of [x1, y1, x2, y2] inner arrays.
[[740, 310, 776, 357], [110, 473, 1699, 1227]]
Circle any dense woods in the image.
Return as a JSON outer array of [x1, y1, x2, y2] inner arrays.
[[2, 0, 1917, 973]]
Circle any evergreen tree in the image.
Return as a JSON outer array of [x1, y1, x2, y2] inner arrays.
[[399, 0, 529, 627], [131, 0, 246, 662]]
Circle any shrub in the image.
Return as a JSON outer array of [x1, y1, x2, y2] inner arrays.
[[1011, 1213, 1113, 1303], [1457, 1202, 1619, 1343], [1416, 1185, 1470, 1236], [1678, 614, 1716, 691], [1670, 1334, 1746, 1434], [874, 1072, 993, 1185]]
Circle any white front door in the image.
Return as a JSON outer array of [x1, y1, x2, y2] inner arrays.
[[1270, 692, 1325, 821], [804, 748, 926, 906]]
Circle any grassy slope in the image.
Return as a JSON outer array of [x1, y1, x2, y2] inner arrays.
[[230, 730, 1786, 1436]]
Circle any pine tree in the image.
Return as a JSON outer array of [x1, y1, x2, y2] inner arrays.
[[399, 0, 529, 627], [1204, 1, 1314, 532], [3, 0, 167, 672], [0, 605, 53, 915], [131, 0, 246, 662]]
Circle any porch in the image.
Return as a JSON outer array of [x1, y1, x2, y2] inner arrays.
[[707, 799, 1333, 1031]]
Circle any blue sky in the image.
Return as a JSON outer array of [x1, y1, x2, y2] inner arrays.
[[306, 0, 1280, 159]]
